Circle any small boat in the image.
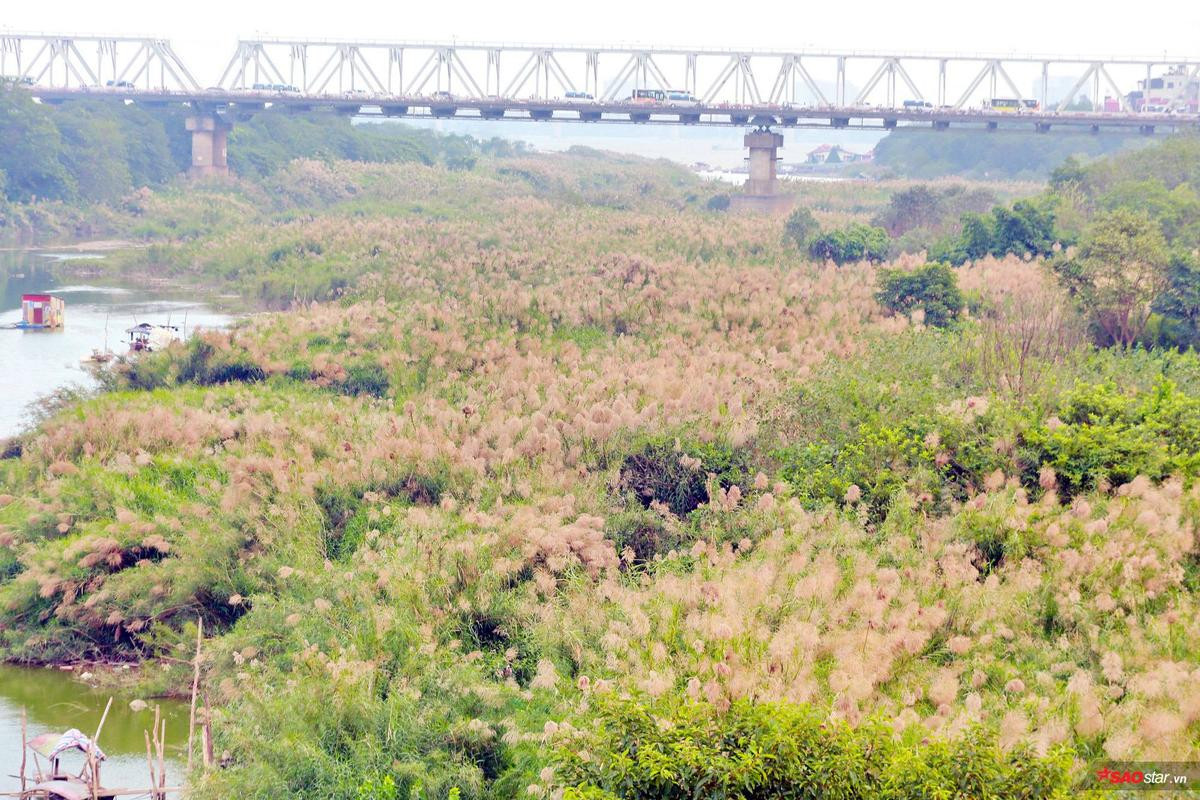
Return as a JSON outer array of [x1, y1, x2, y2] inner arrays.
[[9, 699, 179, 800], [126, 323, 180, 353], [20, 728, 110, 800], [81, 349, 116, 366]]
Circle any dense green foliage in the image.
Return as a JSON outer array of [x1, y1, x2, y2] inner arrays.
[[1051, 209, 1170, 346], [808, 222, 890, 264], [783, 206, 820, 248], [873, 128, 1146, 179], [557, 696, 1072, 799], [872, 183, 997, 237], [0, 86, 185, 204], [228, 115, 494, 178], [772, 332, 1200, 518], [0, 84, 507, 212], [875, 263, 964, 328], [1047, 137, 1200, 349], [929, 198, 1060, 265]]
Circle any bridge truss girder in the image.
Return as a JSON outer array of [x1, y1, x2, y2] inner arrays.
[[209, 40, 1198, 113], [0, 34, 199, 91]]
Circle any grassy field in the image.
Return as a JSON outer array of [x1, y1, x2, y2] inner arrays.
[[1, 146, 1197, 799]]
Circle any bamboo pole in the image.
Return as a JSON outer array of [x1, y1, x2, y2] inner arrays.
[[151, 706, 163, 800], [89, 697, 113, 800], [19, 709, 26, 793], [201, 693, 213, 769], [144, 729, 158, 796], [186, 617, 203, 773], [157, 716, 167, 799]]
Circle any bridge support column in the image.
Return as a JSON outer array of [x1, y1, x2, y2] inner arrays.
[[185, 114, 232, 177], [731, 129, 794, 214]]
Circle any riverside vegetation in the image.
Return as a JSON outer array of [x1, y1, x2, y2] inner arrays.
[[1, 118, 1199, 798]]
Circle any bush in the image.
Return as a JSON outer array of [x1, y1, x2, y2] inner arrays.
[[178, 338, 266, 385], [783, 206, 819, 247], [556, 696, 1072, 800], [122, 352, 172, 391], [876, 263, 964, 328], [605, 509, 688, 565], [618, 435, 750, 516], [1021, 378, 1200, 495], [338, 361, 391, 398], [705, 194, 731, 212], [931, 199, 1062, 266], [808, 222, 890, 265]]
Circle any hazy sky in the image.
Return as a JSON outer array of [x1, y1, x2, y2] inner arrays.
[[5, 0, 1199, 83]]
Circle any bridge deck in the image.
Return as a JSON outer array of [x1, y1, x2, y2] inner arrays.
[[28, 88, 1200, 132]]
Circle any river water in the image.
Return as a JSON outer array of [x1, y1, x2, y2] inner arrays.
[[0, 249, 231, 439], [0, 664, 188, 794]]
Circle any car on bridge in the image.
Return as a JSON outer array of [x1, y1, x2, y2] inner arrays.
[[666, 89, 698, 107], [105, 79, 136, 89], [627, 89, 665, 104], [564, 91, 594, 102], [903, 99, 933, 111]]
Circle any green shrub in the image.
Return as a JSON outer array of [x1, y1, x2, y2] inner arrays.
[[178, 338, 266, 385], [783, 206, 820, 248], [605, 509, 689, 564], [618, 435, 750, 516], [1021, 379, 1200, 495], [705, 194, 730, 212], [876, 263, 964, 328], [556, 696, 1072, 800], [931, 198, 1062, 266], [808, 222, 890, 264], [122, 352, 172, 390], [338, 361, 391, 398]]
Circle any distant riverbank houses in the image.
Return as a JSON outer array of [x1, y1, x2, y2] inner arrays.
[[805, 145, 874, 164]]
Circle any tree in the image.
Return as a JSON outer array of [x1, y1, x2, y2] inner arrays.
[[1151, 251, 1200, 349], [0, 87, 74, 201], [1051, 209, 1169, 347], [55, 110, 133, 203], [1049, 155, 1087, 193], [808, 223, 890, 265], [783, 206, 819, 247], [876, 263, 964, 328], [930, 199, 1062, 266], [873, 184, 942, 236]]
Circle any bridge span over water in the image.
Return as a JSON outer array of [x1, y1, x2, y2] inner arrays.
[[3, 33, 1199, 205]]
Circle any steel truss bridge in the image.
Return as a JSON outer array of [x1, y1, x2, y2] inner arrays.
[[2, 33, 1199, 134]]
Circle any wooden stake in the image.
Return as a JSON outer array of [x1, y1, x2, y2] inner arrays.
[[151, 706, 163, 800], [187, 617, 203, 774], [89, 697, 113, 800], [158, 716, 167, 798], [201, 693, 213, 769], [144, 729, 157, 795], [19, 708, 26, 793]]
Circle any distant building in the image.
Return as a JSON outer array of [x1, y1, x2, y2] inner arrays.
[[1126, 66, 1199, 112], [805, 145, 873, 164]]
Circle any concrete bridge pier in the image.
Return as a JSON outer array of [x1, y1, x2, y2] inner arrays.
[[731, 129, 794, 213], [186, 114, 232, 177]]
